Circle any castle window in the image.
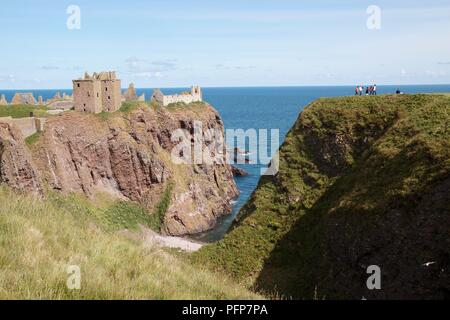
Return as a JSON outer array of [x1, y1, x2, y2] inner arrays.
[[88, 92, 90, 97], [77, 83, 80, 88], [108, 96, 111, 100], [97, 93, 99, 97], [105, 87, 108, 91]]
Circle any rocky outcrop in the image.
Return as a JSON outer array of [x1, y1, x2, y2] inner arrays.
[[11, 93, 36, 105], [123, 83, 138, 101], [0, 94, 7, 105], [231, 165, 248, 176], [0, 122, 42, 194], [26, 103, 238, 236]]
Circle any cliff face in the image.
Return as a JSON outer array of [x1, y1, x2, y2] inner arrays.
[[0, 103, 238, 236], [0, 122, 42, 195], [194, 94, 450, 299]]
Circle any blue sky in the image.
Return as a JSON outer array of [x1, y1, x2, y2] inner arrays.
[[0, 0, 449, 89]]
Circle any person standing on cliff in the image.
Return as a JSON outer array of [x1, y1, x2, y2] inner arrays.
[[373, 84, 377, 95]]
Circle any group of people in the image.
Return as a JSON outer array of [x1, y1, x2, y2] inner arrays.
[[355, 84, 377, 96]]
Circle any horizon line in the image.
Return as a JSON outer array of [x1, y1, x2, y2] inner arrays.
[[1, 83, 449, 92]]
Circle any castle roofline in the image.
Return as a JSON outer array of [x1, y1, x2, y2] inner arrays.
[[77, 71, 118, 81]]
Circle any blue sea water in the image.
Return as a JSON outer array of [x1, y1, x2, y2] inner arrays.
[[1, 84, 449, 241]]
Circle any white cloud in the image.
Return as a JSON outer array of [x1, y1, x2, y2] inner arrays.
[[41, 65, 59, 70], [0, 74, 16, 83], [124, 57, 176, 74], [424, 70, 447, 77]]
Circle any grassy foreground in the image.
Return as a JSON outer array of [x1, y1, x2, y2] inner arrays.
[[0, 187, 260, 299]]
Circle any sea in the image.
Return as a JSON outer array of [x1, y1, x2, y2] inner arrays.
[[1, 84, 449, 242]]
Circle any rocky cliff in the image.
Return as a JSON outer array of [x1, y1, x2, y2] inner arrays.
[[0, 102, 238, 236], [0, 122, 42, 195], [194, 94, 450, 299]]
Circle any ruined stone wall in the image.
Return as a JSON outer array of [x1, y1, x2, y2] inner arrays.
[[161, 86, 203, 106], [47, 100, 74, 110], [163, 94, 195, 106], [73, 80, 102, 113], [0, 117, 46, 138]]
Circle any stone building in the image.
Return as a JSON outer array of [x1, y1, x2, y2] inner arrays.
[[151, 86, 202, 107], [11, 93, 37, 105], [73, 71, 122, 113]]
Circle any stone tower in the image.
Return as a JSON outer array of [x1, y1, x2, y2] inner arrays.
[[73, 73, 102, 113], [73, 71, 121, 113], [98, 72, 122, 112], [191, 86, 202, 102]]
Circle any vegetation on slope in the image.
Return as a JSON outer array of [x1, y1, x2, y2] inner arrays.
[[193, 94, 450, 299], [0, 104, 48, 118], [0, 187, 260, 299], [25, 132, 42, 146]]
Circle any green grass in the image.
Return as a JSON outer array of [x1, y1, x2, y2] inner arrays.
[[192, 94, 450, 298], [25, 132, 42, 146], [147, 183, 173, 231], [95, 101, 151, 120], [100, 183, 173, 232], [0, 104, 48, 118], [45, 183, 173, 234], [166, 101, 206, 110], [0, 186, 261, 299], [119, 101, 148, 113]]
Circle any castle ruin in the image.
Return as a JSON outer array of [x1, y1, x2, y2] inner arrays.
[[151, 86, 202, 107], [1, 71, 200, 113], [73, 71, 121, 113], [11, 93, 37, 105]]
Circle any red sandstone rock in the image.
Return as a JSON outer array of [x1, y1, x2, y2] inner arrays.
[[27, 103, 238, 236], [0, 122, 42, 195]]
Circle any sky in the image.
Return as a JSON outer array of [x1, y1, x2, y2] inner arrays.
[[0, 0, 449, 89]]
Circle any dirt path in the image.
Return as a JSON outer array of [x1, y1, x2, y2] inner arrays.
[[119, 226, 204, 252], [142, 229, 203, 252]]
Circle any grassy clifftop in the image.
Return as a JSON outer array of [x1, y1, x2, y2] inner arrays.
[[193, 94, 450, 299], [0, 104, 48, 118]]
